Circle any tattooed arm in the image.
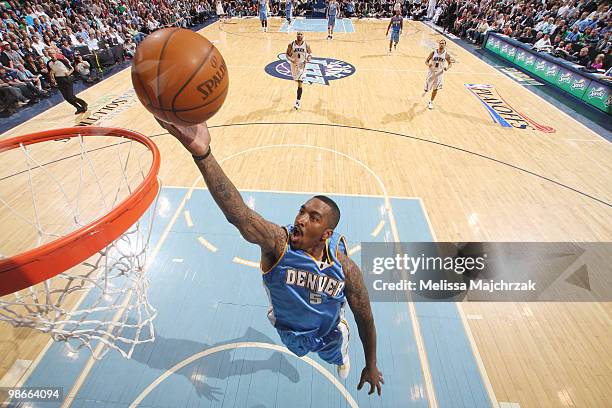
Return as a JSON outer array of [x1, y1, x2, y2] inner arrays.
[[339, 251, 384, 395], [157, 120, 286, 266]]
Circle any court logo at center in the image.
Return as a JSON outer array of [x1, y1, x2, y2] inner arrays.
[[265, 53, 356, 85], [465, 84, 556, 133]]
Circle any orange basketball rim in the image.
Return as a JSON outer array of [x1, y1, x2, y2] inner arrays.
[[0, 127, 160, 297]]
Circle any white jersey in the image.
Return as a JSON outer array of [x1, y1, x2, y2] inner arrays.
[[430, 48, 447, 73], [290, 40, 309, 66]]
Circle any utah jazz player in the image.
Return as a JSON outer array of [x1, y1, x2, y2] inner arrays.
[[423, 38, 452, 109], [155, 119, 384, 395], [386, 9, 403, 54], [286, 31, 312, 110], [326, 0, 339, 40]]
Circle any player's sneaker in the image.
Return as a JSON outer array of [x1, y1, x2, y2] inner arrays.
[[337, 356, 350, 379], [294, 100, 300, 110], [428, 101, 433, 110]]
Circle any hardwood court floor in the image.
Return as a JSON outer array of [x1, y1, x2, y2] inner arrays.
[[1, 18, 611, 407]]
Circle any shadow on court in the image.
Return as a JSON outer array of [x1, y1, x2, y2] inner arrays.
[[129, 326, 300, 402]]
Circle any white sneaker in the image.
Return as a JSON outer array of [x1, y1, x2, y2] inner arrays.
[[294, 100, 300, 110], [428, 101, 433, 110], [337, 356, 350, 379]]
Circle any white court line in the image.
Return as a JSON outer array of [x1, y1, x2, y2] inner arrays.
[[62, 185, 192, 407], [371, 219, 386, 237], [128, 342, 359, 408], [417, 197, 499, 408], [0, 360, 31, 387]]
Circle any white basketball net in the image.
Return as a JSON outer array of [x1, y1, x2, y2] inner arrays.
[[0, 133, 159, 359]]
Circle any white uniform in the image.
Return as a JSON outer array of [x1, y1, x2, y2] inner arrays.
[[289, 40, 309, 82], [424, 48, 446, 92], [216, 0, 224, 16]]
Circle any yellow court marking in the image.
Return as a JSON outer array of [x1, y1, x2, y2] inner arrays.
[[183, 210, 194, 227], [232, 256, 260, 269], [197, 236, 219, 253]]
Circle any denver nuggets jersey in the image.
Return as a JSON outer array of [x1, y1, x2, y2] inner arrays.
[[431, 48, 447, 72], [290, 40, 308, 64], [263, 225, 347, 338], [259, 0, 267, 11], [328, 2, 337, 18], [391, 15, 402, 32]]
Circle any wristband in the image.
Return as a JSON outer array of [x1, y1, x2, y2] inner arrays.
[[192, 146, 211, 162]]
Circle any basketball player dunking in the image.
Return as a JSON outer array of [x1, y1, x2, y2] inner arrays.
[[154, 119, 385, 394], [286, 31, 311, 110], [326, 0, 339, 40], [423, 39, 452, 110], [386, 9, 403, 54], [258, 0, 268, 32]]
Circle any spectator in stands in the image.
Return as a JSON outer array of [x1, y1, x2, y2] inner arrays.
[[518, 27, 536, 44], [533, 34, 553, 52], [572, 11, 596, 33], [577, 46, 592, 66], [0, 78, 30, 113], [1, 41, 23, 68], [0, 65, 43, 101], [15, 64, 44, 92], [565, 25, 582, 43], [74, 54, 99, 83], [60, 39, 75, 62], [590, 53, 604, 69]]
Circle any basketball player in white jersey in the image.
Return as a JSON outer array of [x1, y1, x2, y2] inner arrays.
[[423, 39, 452, 110], [216, 0, 227, 22], [286, 31, 312, 110]]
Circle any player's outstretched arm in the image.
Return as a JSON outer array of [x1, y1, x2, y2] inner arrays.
[[157, 120, 286, 259], [425, 50, 433, 66], [339, 251, 384, 395]]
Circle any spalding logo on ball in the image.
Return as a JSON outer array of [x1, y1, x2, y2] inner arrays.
[[131, 28, 229, 126]]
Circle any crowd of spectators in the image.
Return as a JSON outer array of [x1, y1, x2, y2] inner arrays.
[[430, 0, 611, 72], [0, 0, 218, 115], [1, 0, 610, 114]]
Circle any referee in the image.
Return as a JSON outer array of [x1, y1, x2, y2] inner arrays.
[[47, 53, 88, 114]]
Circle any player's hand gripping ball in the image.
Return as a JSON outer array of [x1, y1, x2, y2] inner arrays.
[[131, 28, 229, 126]]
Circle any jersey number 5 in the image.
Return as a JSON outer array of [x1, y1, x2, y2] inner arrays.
[[309, 293, 323, 304]]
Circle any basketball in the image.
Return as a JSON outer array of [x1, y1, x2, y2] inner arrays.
[[130, 28, 229, 126]]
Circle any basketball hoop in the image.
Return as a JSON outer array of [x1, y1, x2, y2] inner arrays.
[[0, 127, 160, 358]]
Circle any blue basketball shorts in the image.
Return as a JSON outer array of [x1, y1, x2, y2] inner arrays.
[[276, 319, 350, 365], [328, 16, 336, 27], [391, 30, 400, 43]]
